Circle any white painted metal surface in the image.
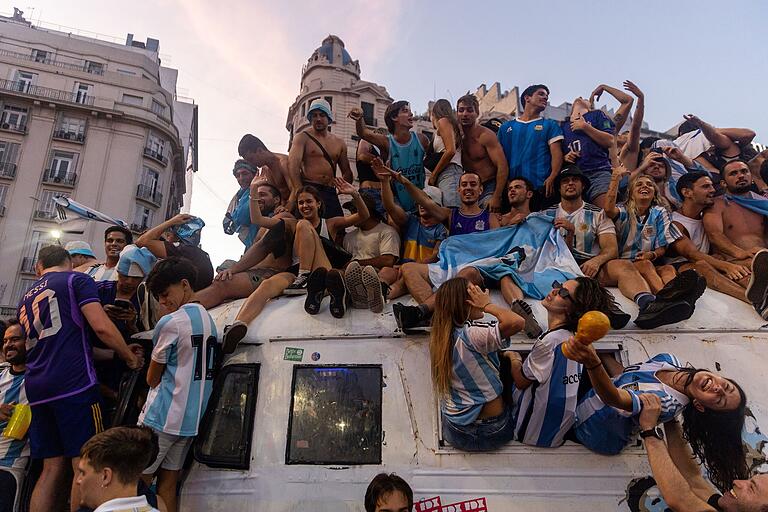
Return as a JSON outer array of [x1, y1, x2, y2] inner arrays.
[[179, 289, 768, 511]]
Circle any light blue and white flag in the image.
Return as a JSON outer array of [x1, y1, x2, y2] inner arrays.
[[53, 196, 129, 228], [427, 215, 583, 299]]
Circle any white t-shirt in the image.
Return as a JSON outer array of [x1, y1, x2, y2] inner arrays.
[[93, 495, 159, 512], [673, 129, 712, 160], [342, 222, 401, 261]]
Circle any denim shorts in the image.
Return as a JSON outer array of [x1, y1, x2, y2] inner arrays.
[[583, 168, 613, 203], [479, 179, 497, 209], [436, 163, 463, 208], [442, 405, 515, 452]]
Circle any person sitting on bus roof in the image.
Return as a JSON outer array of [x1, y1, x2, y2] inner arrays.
[[503, 277, 615, 448], [635, 394, 768, 512], [430, 278, 525, 451], [238, 134, 292, 205], [222, 159, 261, 249], [565, 343, 748, 496], [498, 177, 534, 227], [364, 473, 413, 512]]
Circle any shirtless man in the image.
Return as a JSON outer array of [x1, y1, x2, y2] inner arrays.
[[238, 134, 292, 203], [499, 177, 534, 226], [288, 99, 353, 218], [456, 94, 508, 212], [703, 160, 768, 316]]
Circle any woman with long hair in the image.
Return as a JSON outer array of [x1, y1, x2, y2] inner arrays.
[[503, 277, 615, 447], [426, 99, 464, 208], [430, 277, 525, 451], [566, 341, 748, 492]]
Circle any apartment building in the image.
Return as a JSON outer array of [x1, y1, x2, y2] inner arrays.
[[0, 9, 197, 311]]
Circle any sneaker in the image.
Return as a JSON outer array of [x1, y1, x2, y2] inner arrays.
[[746, 249, 768, 304], [304, 268, 327, 315], [393, 303, 430, 330], [362, 265, 385, 313], [510, 299, 542, 339], [634, 298, 694, 330], [222, 320, 248, 355], [655, 269, 706, 305], [605, 291, 631, 330], [344, 261, 368, 309], [284, 272, 310, 296], [326, 269, 347, 318]]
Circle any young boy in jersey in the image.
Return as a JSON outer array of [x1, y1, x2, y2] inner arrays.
[[140, 257, 219, 512], [0, 320, 29, 512]]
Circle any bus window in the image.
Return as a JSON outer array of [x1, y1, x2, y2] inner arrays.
[[194, 364, 260, 469], [286, 365, 382, 465]]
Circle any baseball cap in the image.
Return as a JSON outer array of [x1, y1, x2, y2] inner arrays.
[[307, 98, 333, 123], [555, 165, 591, 191], [423, 185, 443, 206], [65, 241, 95, 258]]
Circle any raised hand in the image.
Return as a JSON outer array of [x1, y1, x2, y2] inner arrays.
[[590, 84, 606, 105], [466, 283, 492, 310], [682, 114, 703, 128], [171, 213, 195, 225], [334, 176, 356, 195], [622, 80, 643, 98], [348, 107, 364, 121], [564, 150, 581, 164]]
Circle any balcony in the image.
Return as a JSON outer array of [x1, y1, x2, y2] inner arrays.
[[42, 168, 78, 187], [33, 210, 57, 221], [136, 184, 163, 206], [52, 129, 85, 143], [20, 256, 37, 274], [0, 162, 16, 179], [130, 223, 149, 233], [143, 146, 168, 166], [0, 118, 27, 134], [0, 48, 105, 75], [0, 78, 95, 106]]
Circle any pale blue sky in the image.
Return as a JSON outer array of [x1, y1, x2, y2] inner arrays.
[[13, 0, 768, 266]]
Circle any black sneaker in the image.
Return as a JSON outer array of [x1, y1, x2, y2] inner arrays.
[[510, 300, 542, 339], [746, 250, 768, 304], [304, 268, 327, 315], [222, 320, 248, 355], [605, 291, 631, 329], [326, 269, 347, 318], [393, 303, 430, 330], [655, 269, 706, 304], [634, 298, 693, 329], [284, 272, 310, 296]]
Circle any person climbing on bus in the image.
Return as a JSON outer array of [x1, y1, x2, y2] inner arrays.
[[565, 342, 748, 494], [430, 277, 525, 451]]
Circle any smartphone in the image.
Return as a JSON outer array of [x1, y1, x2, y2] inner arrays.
[[114, 299, 133, 310], [651, 147, 665, 155]]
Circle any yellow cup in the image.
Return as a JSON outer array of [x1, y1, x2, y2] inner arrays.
[[2, 404, 31, 440]]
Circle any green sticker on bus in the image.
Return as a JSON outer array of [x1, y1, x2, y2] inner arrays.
[[284, 347, 304, 361]]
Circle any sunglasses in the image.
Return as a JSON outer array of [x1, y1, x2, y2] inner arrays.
[[552, 280, 573, 301]]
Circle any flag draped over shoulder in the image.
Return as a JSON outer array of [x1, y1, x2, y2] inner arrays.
[[427, 215, 583, 300], [724, 193, 768, 217], [53, 196, 129, 228]]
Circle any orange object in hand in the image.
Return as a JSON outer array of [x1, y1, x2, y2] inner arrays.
[[561, 311, 611, 357]]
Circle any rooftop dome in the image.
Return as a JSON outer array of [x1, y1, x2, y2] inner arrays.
[[316, 35, 352, 66]]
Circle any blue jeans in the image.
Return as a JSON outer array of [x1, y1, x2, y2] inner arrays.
[[479, 179, 497, 208], [442, 405, 515, 452], [583, 167, 612, 203], [436, 163, 463, 208]]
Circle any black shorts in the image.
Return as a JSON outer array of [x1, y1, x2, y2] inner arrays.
[[30, 386, 104, 459]]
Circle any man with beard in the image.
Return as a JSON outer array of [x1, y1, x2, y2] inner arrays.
[[499, 177, 534, 226], [0, 320, 29, 512], [288, 99, 354, 218], [703, 160, 768, 316], [455, 94, 508, 211], [82, 227, 132, 282]]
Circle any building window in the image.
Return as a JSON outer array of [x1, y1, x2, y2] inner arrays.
[[0, 105, 28, 133], [117, 68, 136, 76], [324, 96, 333, 109], [0, 183, 8, 216], [122, 94, 143, 106], [14, 70, 37, 93], [15, 278, 37, 305], [36, 189, 69, 219], [73, 83, 92, 104], [301, 102, 306, 117], [151, 99, 165, 116], [361, 102, 375, 126], [0, 141, 20, 179], [146, 132, 167, 159], [83, 61, 104, 75], [132, 204, 154, 232], [48, 151, 77, 177], [55, 115, 86, 141], [31, 49, 49, 63]]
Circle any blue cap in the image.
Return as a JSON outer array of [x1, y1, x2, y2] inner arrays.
[[117, 245, 157, 277], [307, 98, 333, 123], [172, 216, 205, 246], [65, 241, 96, 258]]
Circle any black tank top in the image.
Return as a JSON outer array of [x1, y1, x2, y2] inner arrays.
[[356, 145, 380, 183]]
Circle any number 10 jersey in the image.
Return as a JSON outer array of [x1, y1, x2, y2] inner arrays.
[[17, 271, 101, 405]]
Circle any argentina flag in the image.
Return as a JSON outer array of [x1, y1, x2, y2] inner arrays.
[[53, 196, 129, 228], [427, 215, 582, 299]]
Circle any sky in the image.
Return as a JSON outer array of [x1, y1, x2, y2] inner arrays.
[[11, 0, 768, 267]]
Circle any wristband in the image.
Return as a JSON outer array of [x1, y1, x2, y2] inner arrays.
[[586, 361, 602, 371]]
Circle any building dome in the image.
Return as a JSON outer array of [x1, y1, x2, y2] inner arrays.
[[317, 35, 352, 65]]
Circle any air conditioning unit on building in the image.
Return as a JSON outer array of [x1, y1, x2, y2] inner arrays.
[[1, 123, 9, 129], [53, 176, 62, 183], [64, 132, 72, 139]]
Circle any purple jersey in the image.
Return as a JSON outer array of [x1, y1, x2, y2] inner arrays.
[[449, 208, 491, 236], [17, 271, 100, 405], [561, 110, 614, 172]]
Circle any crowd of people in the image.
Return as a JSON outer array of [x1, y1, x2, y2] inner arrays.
[[0, 80, 766, 511]]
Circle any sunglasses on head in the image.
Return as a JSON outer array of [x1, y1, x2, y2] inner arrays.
[[552, 280, 573, 301]]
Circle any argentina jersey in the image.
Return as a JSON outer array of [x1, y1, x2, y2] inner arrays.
[[574, 353, 689, 455], [442, 320, 507, 426], [0, 368, 29, 469], [139, 303, 219, 436], [614, 205, 682, 260], [512, 329, 582, 447], [536, 203, 615, 261]]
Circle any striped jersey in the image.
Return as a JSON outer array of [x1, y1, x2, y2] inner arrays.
[[442, 320, 509, 426], [537, 202, 615, 261], [17, 271, 100, 405], [614, 205, 682, 260], [512, 329, 582, 447], [0, 368, 29, 469], [574, 353, 689, 455], [139, 303, 219, 436], [86, 264, 118, 282]]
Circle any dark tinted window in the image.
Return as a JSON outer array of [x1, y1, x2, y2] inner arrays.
[[287, 365, 382, 465]]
